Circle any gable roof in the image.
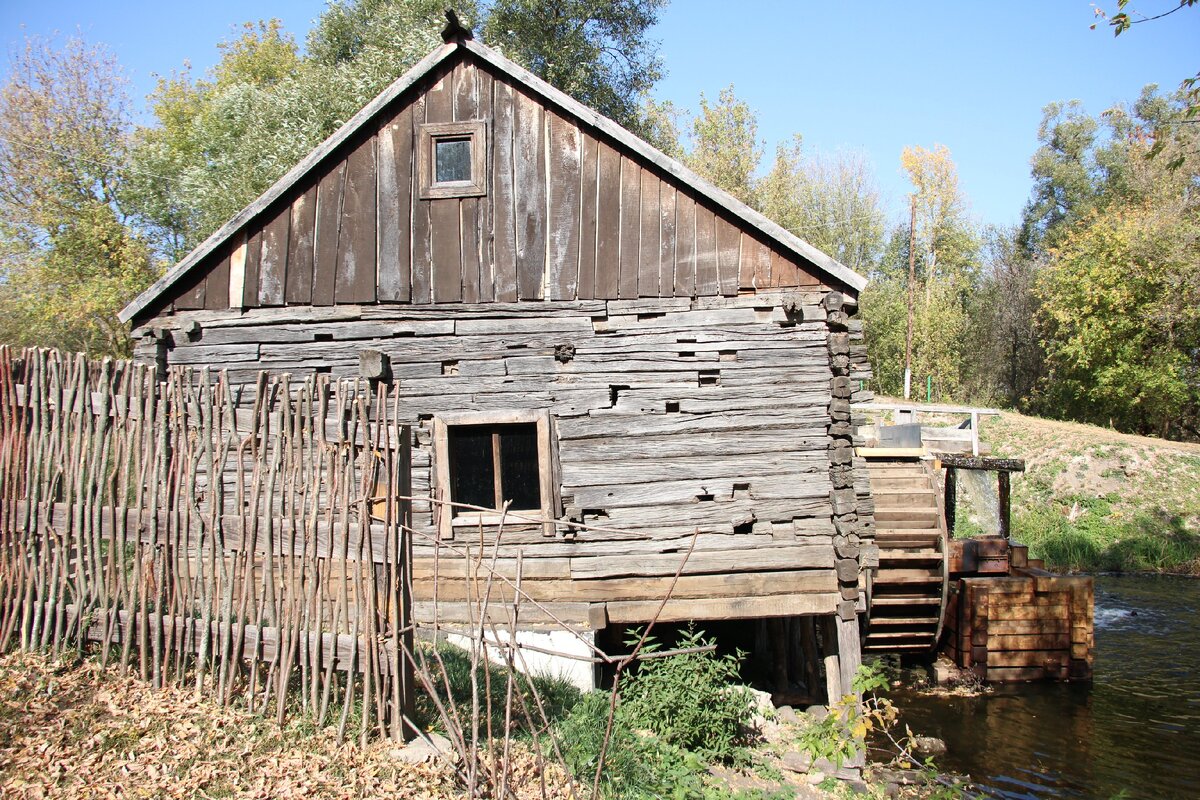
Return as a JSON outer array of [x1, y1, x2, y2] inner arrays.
[[119, 38, 866, 324]]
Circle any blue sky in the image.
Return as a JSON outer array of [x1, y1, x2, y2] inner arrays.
[[3, 1, 1197, 230]]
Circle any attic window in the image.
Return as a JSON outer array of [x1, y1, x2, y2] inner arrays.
[[419, 120, 487, 199]]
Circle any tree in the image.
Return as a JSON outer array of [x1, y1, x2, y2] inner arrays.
[[860, 145, 979, 402], [1036, 203, 1199, 437], [757, 135, 886, 275], [0, 35, 156, 356], [685, 85, 761, 205], [962, 226, 1043, 405], [1019, 101, 1100, 253], [128, 9, 448, 258], [481, 0, 667, 139], [900, 144, 979, 289]]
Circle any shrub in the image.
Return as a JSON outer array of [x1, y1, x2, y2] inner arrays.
[[618, 626, 754, 762]]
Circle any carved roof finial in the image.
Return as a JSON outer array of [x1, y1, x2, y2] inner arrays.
[[441, 9, 474, 44]]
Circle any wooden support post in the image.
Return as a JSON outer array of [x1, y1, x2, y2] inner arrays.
[[945, 467, 957, 537], [819, 615, 842, 704], [998, 471, 1011, 539], [970, 410, 980, 456]]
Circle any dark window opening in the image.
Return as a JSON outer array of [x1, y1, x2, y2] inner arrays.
[[435, 137, 472, 183], [447, 422, 542, 514]]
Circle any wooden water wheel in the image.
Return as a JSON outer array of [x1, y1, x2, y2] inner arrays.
[[862, 457, 949, 654]]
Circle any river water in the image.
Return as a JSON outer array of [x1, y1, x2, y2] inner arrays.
[[891, 575, 1200, 799]]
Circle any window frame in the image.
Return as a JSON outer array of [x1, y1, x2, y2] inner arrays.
[[417, 120, 487, 199], [433, 409, 557, 538]]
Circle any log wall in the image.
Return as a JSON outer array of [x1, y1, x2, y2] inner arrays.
[[136, 290, 852, 628]]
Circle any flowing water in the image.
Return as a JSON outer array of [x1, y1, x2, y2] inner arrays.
[[891, 575, 1200, 799]]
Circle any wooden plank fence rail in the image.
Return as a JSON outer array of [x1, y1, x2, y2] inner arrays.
[[0, 347, 414, 744]]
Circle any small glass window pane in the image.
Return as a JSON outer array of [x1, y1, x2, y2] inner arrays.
[[448, 425, 495, 513], [498, 424, 541, 511], [435, 138, 472, 183]]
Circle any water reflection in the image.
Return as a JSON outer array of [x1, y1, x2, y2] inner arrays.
[[891, 575, 1200, 799]]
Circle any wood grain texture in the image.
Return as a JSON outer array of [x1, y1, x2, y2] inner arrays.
[[513, 89, 546, 299], [376, 109, 412, 303], [204, 251, 230, 311], [258, 203, 290, 306], [409, 93, 432, 304], [546, 110, 582, 300], [674, 191, 696, 297], [491, 78, 518, 302], [638, 168, 660, 297], [694, 203, 718, 296], [242, 230, 263, 308], [618, 158, 641, 299], [335, 135, 378, 304], [715, 215, 740, 297], [577, 135, 599, 300], [454, 64, 484, 303], [285, 186, 317, 304], [174, 268, 206, 310], [312, 161, 346, 307], [595, 142, 621, 299], [658, 186, 676, 297]]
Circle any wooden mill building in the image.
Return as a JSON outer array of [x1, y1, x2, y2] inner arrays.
[[119, 25, 876, 695]]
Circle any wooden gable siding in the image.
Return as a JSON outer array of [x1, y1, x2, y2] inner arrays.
[[157, 58, 824, 322]]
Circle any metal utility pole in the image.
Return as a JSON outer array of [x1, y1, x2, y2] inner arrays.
[[903, 194, 916, 400]]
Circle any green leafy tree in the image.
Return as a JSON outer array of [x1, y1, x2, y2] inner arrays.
[[481, 0, 667, 140], [1037, 203, 1199, 437], [684, 85, 761, 205], [0, 35, 156, 356], [757, 134, 886, 275]]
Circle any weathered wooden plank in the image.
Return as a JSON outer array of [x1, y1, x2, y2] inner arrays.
[[335, 134, 378, 304], [491, 77, 517, 302], [285, 186, 317, 304], [658, 185, 676, 298], [376, 107, 412, 303], [740, 233, 772, 291], [577, 134, 599, 300], [569, 546, 833, 579], [715, 215, 741, 296], [595, 142, 622, 299], [227, 235, 248, 309], [637, 168, 660, 297], [204, 251, 231, 311], [430, 198, 461, 302], [410, 92, 433, 304], [463, 67, 493, 302], [258, 203, 290, 306], [312, 161, 346, 307], [414, 569, 835, 603], [769, 249, 795, 288], [694, 203, 718, 296], [606, 592, 840, 624], [547, 110, 582, 300], [514, 89, 546, 299], [242, 229, 263, 308], [618, 158, 641, 299], [674, 191, 697, 297], [175, 267, 206, 310]]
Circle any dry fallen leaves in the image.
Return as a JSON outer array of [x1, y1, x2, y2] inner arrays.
[[0, 651, 572, 799]]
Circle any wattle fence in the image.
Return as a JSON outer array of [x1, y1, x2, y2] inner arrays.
[[0, 347, 414, 743]]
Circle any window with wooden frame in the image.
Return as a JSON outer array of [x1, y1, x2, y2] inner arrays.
[[418, 120, 487, 199], [433, 410, 557, 537]]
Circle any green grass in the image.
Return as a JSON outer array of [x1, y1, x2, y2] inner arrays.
[[982, 413, 1200, 574]]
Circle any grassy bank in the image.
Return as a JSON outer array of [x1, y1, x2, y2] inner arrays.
[[981, 412, 1200, 574]]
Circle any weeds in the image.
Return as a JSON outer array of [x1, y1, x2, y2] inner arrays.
[[553, 627, 757, 799]]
